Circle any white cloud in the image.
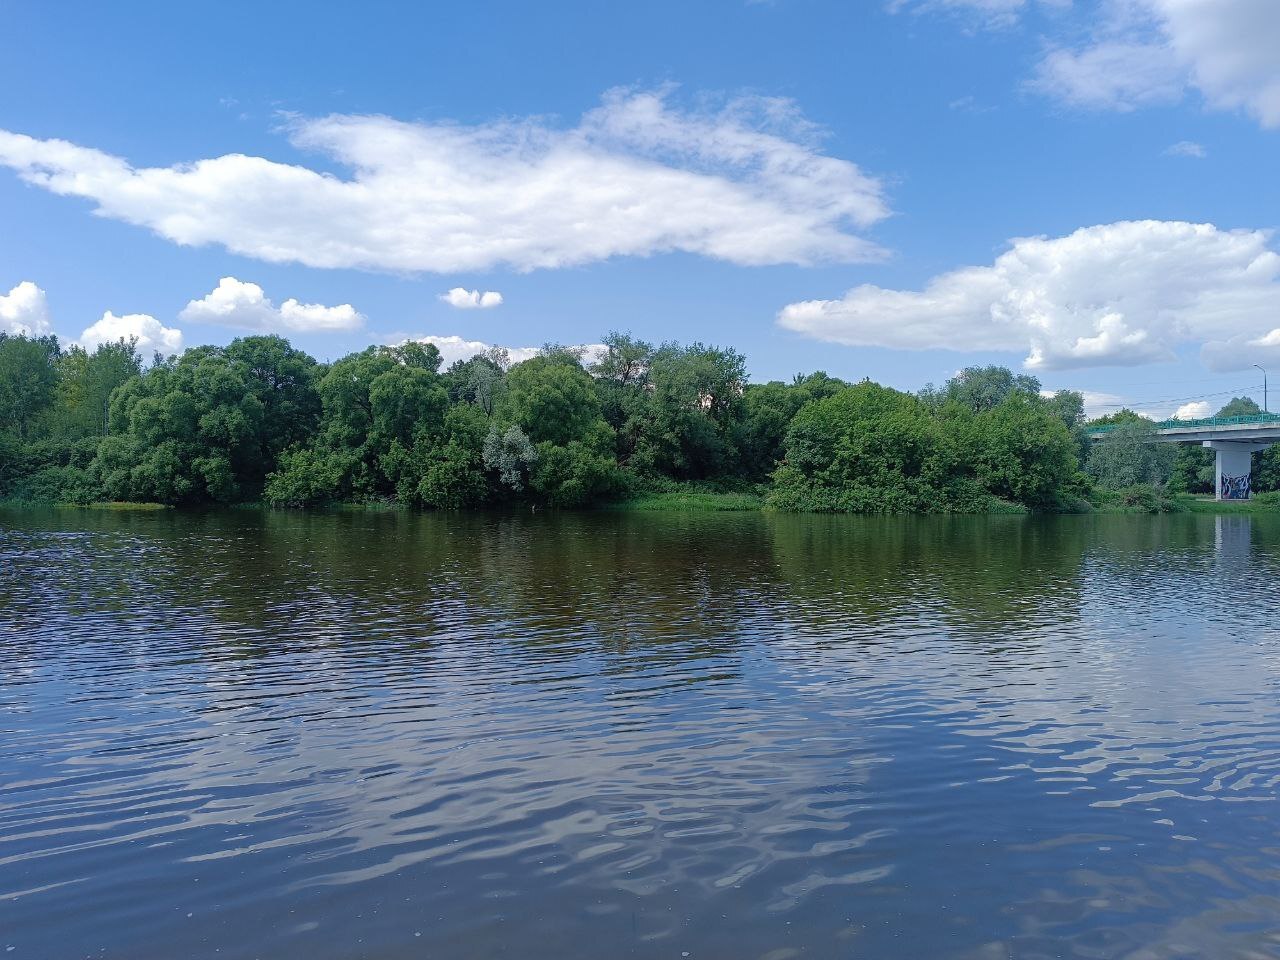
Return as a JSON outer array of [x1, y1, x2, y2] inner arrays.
[[1200, 327, 1280, 372], [413, 335, 511, 368], [889, 0, 1033, 28], [0, 281, 52, 336], [178, 277, 364, 333], [1157, 0, 1280, 128], [914, 0, 1280, 129], [1079, 390, 1130, 418], [0, 89, 889, 274], [1164, 139, 1206, 158], [440, 288, 503, 309], [947, 95, 996, 113], [1041, 387, 1134, 418], [890, 0, 1073, 29], [410, 335, 606, 369], [79, 311, 183, 354], [1040, 0, 1280, 127], [1174, 400, 1212, 419], [1032, 39, 1186, 110], [778, 220, 1280, 372]]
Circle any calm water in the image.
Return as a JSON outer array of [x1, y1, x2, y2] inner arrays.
[[3, 508, 1280, 960]]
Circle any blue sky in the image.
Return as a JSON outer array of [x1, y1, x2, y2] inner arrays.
[[2, 0, 1279, 418]]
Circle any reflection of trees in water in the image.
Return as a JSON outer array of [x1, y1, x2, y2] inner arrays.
[[12, 506, 1280, 674], [34, 509, 784, 681], [6, 508, 1095, 665], [767, 514, 1091, 646], [465, 512, 782, 656]]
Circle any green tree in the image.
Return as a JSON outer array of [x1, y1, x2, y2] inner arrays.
[[0, 334, 60, 441], [444, 348, 508, 416], [483, 424, 538, 492], [0, 337, 142, 502], [956, 394, 1080, 510], [411, 404, 492, 508], [1170, 444, 1214, 494], [591, 332, 656, 467], [921, 365, 1041, 413], [1215, 396, 1263, 419], [53, 338, 144, 439], [1085, 419, 1175, 490], [737, 372, 847, 480], [591, 331, 652, 386], [263, 447, 352, 507], [530, 439, 623, 507], [224, 336, 321, 470], [304, 342, 448, 499], [92, 346, 267, 503], [630, 341, 746, 479], [1088, 408, 1145, 428], [1042, 389, 1085, 431], [769, 383, 964, 513], [502, 354, 604, 446]]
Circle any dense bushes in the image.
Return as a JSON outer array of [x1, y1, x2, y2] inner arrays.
[[1, 328, 1221, 514], [766, 382, 1078, 513]]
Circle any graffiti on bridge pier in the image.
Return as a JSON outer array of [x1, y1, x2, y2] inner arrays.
[[1221, 473, 1251, 500]]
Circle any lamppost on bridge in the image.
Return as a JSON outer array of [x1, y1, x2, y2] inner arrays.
[[1255, 364, 1268, 414]]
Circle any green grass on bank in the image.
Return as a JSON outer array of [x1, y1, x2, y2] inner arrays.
[[611, 490, 764, 512], [0, 498, 171, 511], [82, 501, 172, 511], [8, 489, 1280, 517], [1181, 494, 1280, 514], [1087, 489, 1280, 515]]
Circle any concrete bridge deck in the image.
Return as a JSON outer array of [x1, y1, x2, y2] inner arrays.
[[1087, 413, 1280, 443]]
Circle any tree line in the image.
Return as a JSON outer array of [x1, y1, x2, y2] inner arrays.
[[1, 329, 1266, 512]]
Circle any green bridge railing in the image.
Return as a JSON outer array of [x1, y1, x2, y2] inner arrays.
[[1088, 412, 1280, 436]]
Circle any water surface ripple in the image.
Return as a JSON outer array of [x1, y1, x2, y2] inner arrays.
[[3, 509, 1280, 959]]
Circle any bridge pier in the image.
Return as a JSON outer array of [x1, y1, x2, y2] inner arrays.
[[1204, 441, 1275, 500]]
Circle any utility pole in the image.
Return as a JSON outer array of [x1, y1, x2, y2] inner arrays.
[[1255, 364, 1268, 414]]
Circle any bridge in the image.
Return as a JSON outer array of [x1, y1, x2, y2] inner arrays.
[[1088, 413, 1280, 500]]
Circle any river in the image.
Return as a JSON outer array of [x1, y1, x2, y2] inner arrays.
[[2, 507, 1279, 959]]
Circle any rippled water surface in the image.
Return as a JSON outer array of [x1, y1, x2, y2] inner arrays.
[[3, 508, 1280, 959]]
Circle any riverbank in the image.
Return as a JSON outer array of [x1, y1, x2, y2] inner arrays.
[[1087, 489, 1280, 515], [1183, 495, 1280, 513], [10, 491, 1280, 515], [607, 488, 764, 512]]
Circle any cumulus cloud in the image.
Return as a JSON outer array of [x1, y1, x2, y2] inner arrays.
[[1174, 400, 1212, 419], [411, 335, 606, 369], [0, 281, 53, 336], [777, 220, 1280, 372], [79, 311, 183, 354], [440, 288, 503, 309], [0, 89, 889, 274], [1164, 139, 1206, 158], [178, 277, 364, 332]]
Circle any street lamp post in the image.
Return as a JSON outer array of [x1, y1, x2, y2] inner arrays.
[[1255, 364, 1269, 414]]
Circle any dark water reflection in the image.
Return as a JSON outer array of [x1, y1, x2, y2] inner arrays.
[[3, 508, 1280, 959]]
